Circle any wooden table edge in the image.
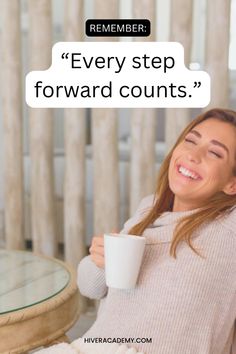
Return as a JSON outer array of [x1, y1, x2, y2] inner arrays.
[[0, 252, 80, 353]]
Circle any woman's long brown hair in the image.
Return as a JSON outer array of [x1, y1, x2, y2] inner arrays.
[[128, 108, 236, 258]]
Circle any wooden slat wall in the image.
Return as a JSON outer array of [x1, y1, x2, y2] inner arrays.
[[64, 0, 86, 269], [1, 0, 24, 250], [129, 0, 157, 215], [28, 0, 56, 256], [165, 0, 193, 152], [92, 0, 120, 235], [205, 0, 231, 108], [0, 0, 233, 263], [64, 0, 87, 312]]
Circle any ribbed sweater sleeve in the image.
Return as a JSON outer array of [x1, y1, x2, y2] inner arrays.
[[77, 195, 154, 300], [77, 255, 107, 300]]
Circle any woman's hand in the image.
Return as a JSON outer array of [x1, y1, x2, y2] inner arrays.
[[89, 235, 105, 268]]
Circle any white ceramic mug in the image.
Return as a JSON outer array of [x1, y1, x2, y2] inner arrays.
[[104, 233, 146, 289]]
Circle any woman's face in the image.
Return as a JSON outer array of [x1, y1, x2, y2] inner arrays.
[[168, 118, 236, 211]]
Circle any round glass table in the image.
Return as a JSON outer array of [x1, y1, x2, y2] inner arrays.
[[0, 250, 79, 354]]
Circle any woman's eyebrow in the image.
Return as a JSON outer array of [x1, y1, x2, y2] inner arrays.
[[188, 130, 201, 138], [189, 130, 229, 155]]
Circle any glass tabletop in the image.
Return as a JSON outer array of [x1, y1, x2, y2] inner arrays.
[[0, 250, 70, 314]]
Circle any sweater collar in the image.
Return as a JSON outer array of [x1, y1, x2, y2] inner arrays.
[[152, 208, 199, 227], [143, 208, 200, 244]]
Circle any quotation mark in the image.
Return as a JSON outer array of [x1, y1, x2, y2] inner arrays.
[[62, 52, 69, 59], [188, 81, 202, 97], [193, 81, 201, 88]]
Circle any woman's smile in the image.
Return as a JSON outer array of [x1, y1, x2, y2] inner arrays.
[[175, 163, 203, 181]]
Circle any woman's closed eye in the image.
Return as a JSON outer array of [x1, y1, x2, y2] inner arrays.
[[209, 150, 222, 158], [184, 138, 196, 144], [184, 138, 224, 158]]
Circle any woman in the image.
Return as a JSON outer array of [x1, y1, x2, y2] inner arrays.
[[77, 108, 236, 354], [38, 108, 236, 354]]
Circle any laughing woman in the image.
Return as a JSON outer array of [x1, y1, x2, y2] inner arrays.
[[37, 108, 236, 354], [77, 108, 236, 354]]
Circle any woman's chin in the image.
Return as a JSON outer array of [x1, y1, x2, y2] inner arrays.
[[169, 181, 195, 196]]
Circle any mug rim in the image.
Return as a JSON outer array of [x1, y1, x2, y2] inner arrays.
[[104, 233, 145, 240]]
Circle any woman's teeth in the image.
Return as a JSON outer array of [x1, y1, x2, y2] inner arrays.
[[178, 166, 199, 180]]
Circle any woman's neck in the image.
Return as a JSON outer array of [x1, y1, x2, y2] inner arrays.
[[172, 198, 201, 212]]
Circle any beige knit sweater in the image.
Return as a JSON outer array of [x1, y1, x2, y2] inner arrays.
[[77, 195, 236, 354]]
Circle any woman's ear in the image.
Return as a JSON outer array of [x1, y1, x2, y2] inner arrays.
[[223, 177, 236, 195]]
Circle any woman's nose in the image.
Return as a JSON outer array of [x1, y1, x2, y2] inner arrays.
[[187, 150, 202, 164]]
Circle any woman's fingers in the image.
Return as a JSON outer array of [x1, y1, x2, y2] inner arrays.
[[93, 235, 104, 246], [90, 253, 105, 268], [89, 236, 104, 253], [89, 233, 120, 268], [89, 235, 105, 268], [89, 244, 104, 256]]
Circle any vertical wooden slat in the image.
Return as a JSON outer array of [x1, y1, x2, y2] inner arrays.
[[205, 0, 231, 108], [28, 0, 56, 256], [64, 0, 86, 274], [165, 0, 193, 151], [130, 0, 156, 215], [1, 0, 24, 249], [92, 0, 119, 235]]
